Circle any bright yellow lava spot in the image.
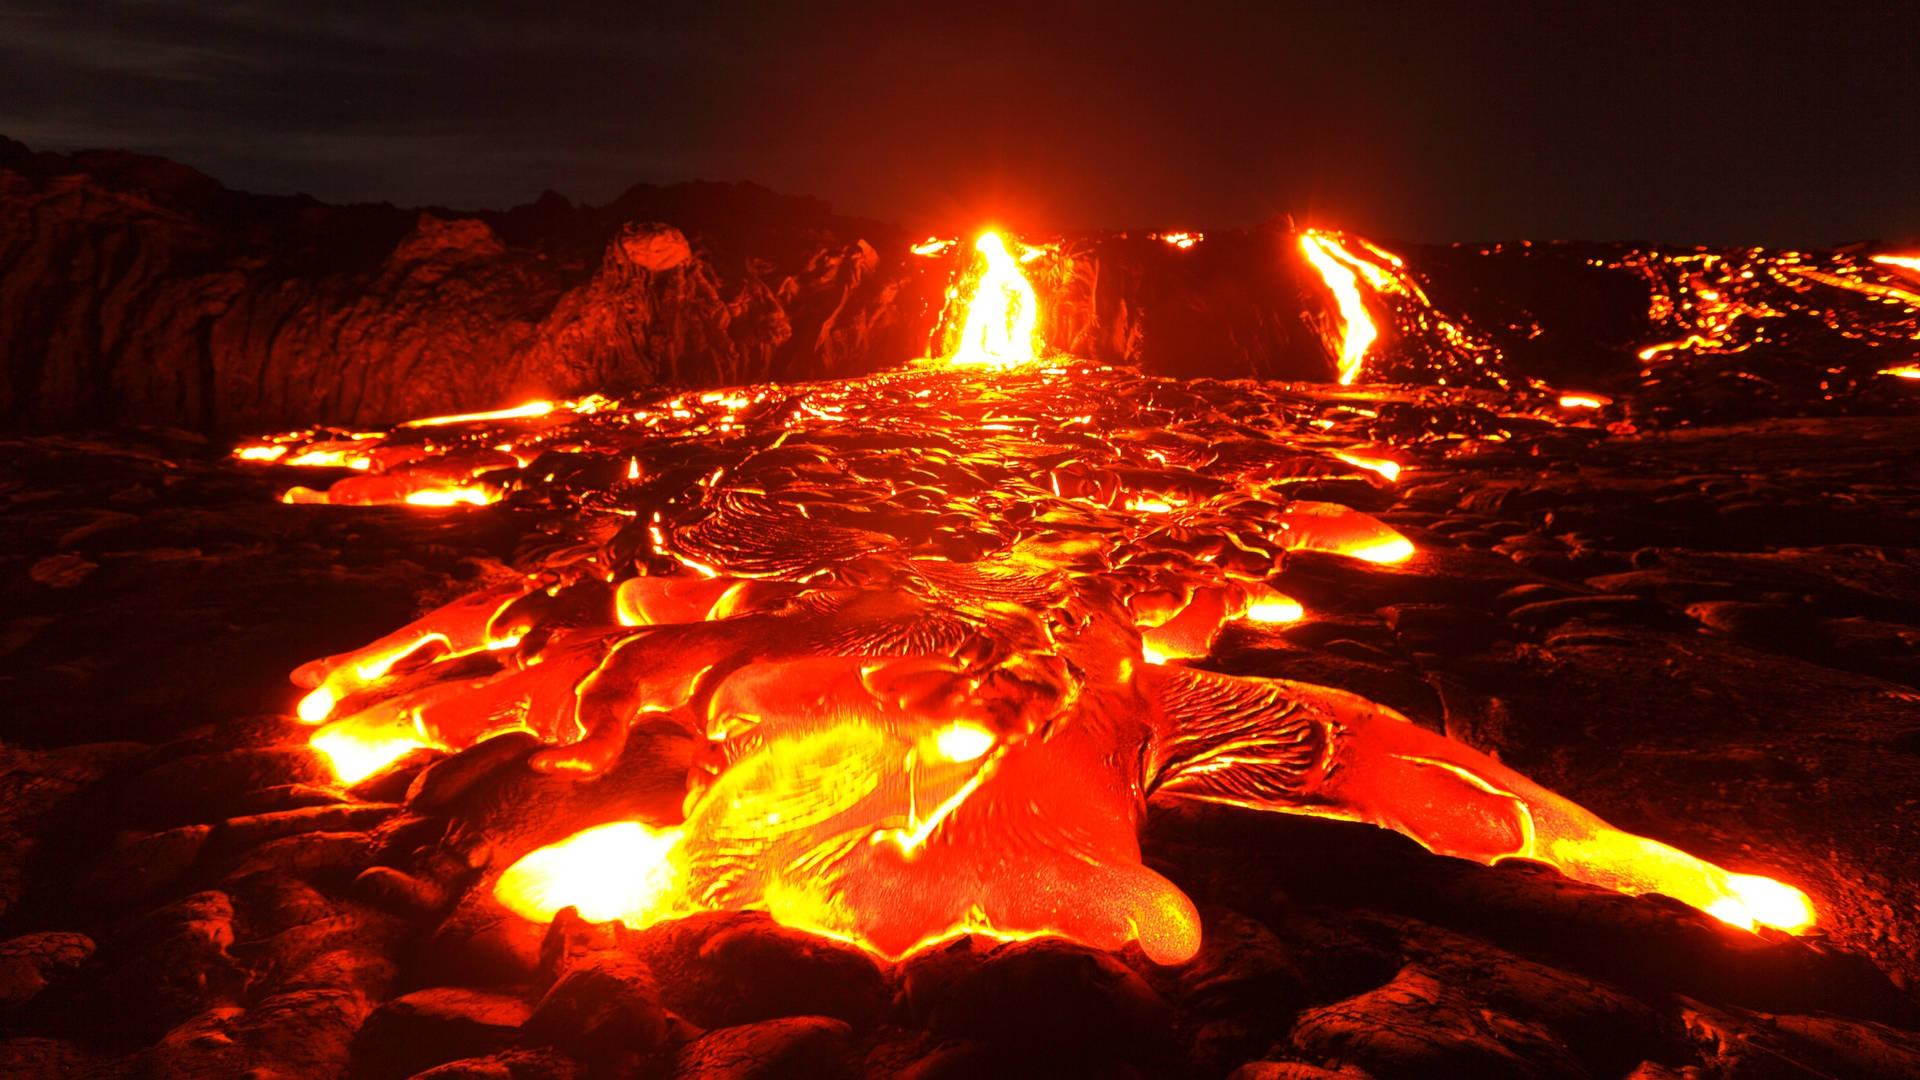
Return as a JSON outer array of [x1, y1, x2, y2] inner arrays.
[[286, 450, 371, 469], [1871, 254, 1920, 273], [1720, 873, 1817, 934], [931, 722, 996, 762], [296, 687, 337, 725], [311, 725, 424, 785], [235, 445, 289, 461], [1558, 393, 1611, 408], [1636, 334, 1723, 362], [950, 233, 1039, 368], [1332, 451, 1401, 482], [1245, 598, 1305, 624], [405, 487, 499, 507], [1299, 232, 1378, 385], [1346, 537, 1416, 564], [495, 821, 685, 924], [1159, 232, 1201, 249], [1879, 364, 1920, 380]]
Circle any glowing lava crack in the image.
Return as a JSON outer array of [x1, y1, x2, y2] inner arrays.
[[238, 231, 1814, 965]]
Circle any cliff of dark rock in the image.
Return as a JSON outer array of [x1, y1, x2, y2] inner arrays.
[[0, 138, 947, 433]]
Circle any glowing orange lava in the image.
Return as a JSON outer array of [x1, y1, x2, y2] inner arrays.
[[1331, 450, 1402, 483], [402, 401, 556, 428], [949, 232, 1040, 367], [238, 236, 1824, 962], [1558, 393, 1612, 408], [1299, 232, 1378, 384], [496, 821, 685, 925]]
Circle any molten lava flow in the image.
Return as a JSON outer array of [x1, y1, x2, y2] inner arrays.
[[1638, 333, 1728, 362], [404, 486, 499, 507], [1881, 364, 1920, 380], [1719, 873, 1817, 934], [1157, 232, 1202, 249], [1299, 232, 1378, 384], [1873, 254, 1920, 273], [949, 232, 1040, 367], [495, 821, 685, 925], [1558, 393, 1612, 409], [1275, 500, 1415, 563], [402, 401, 556, 428], [1331, 450, 1401, 483], [239, 268, 1824, 959], [311, 718, 427, 785], [1293, 229, 1514, 388], [1602, 246, 1920, 396]]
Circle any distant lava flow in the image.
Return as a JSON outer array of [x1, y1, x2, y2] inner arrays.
[[1596, 247, 1920, 394], [236, 232, 1814, 963], [1297, 229, 1514, 390]]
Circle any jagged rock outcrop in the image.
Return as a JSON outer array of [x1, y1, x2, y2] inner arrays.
[[0, 138, 946, 433]]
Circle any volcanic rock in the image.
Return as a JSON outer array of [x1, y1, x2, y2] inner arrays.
[[524, 951, 669, 1062], [1289, 965, 1585, 1080], [351, 988, 534, 1080], [670, 1016, 853, 1080], [0, 932, 93, 1009], [0, 146, 944, 432], [116, 746, 336, 829], [901, 937, 1174, 1061], [97, 890, 249, 1037], [417, 895, 547, 989], [1227, 1064, 1376, 1080], [74, 824, 212, 910], [406, 1048, 583, 1080], [407, 733, 544, 814], [630, 911, 889, 1031]]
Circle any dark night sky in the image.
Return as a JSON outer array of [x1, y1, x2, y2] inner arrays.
[[2, 1, 1915, 246]]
